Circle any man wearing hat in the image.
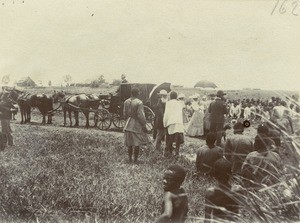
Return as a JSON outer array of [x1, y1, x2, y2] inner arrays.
[[153, 89, 168, 151], [208, 90, 227, 146]]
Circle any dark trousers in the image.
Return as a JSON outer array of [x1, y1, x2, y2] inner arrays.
[[210, 121, 224, 146], [155, 128, 166, 150]]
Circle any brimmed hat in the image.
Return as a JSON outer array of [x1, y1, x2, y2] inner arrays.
[[177, 93, 185, 99], [158, 89, 168, 96], [216, 90, 226, 97]]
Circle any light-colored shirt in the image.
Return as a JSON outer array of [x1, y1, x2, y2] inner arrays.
[[163, 99, 184, 130]]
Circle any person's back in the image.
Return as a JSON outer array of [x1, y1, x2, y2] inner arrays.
[[123, 97, 146, 133], [209, 98, 227, 123], [205, 158, 239, 223], [205, 187, 238, 221], [242, 135, 282, 187], [196, 133, 224, 174], [242, 150, 281, 186], [225, 133, 253, 174]]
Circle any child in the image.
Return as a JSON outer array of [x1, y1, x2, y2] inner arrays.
[[205, 158, 239, 222], [156, 164, 188, 223]]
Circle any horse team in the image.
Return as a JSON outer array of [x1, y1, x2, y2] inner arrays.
[[3, 87, 104, 128]]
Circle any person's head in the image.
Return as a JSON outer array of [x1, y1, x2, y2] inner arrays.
[[216, 90, 226, 99], [280, 101, 287, 107], [169, 91, 178, 100], [191, 94, 199, 101], [233, 122, 244, 134], [158, 89, 168, 103], [257, 124, 269, 135], [206, 132, 217, 148], [177, 93, 185, 101], [121, 74, 126, 80], [131, 87, 140, 97], [163, 164, 186, 192], [213, 158, 232, 184]]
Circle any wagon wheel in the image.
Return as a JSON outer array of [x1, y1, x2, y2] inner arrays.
[[144, 106, 155, 133], [94, 109, 112, 130], [100, 99, 110, 109], [112, 113, 127, 129]]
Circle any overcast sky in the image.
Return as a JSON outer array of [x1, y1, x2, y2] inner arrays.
[[0, 0, 299, 90]]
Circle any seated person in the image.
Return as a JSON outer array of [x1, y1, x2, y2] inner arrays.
[[225, 122, 253, 175], [115, 74, 129, 95], [196, 133, 224, 175], [241, 135, 282, 188], [156, 164, 188, 223], [205, 158, 239, 222]]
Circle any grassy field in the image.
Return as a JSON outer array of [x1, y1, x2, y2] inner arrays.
[[0, 86, 299, 222], [0, 121, 215, 222]]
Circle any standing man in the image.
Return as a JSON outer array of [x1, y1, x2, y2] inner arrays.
[[123, 87, 149, 163], [208, 90, 227, 146], [153, 89, 168, 151], [163, 91, 184, 156], [0, 91, 15, 149], [121, 74, 128, 84]]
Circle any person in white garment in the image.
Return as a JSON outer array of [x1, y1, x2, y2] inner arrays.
[[163, 91, 185, 156]]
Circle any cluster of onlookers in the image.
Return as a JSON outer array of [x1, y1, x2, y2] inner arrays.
[[123, 87, 298, 222], [177, 92, 300, 139]]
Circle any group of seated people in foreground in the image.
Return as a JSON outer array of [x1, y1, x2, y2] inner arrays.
[[157, 122, 285, 223], [153, 91, 298, 222]]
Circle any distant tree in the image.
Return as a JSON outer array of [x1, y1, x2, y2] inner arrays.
[[48, 80, 52, 87], [63, 75, 72, 86], [112, 79, 121, 86], [90, 80, 100, 88], [98, 75, 105, 84], [1, 75, 10, 85], [90, 75, 106, 88]]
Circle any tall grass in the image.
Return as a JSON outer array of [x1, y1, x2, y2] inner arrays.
[[0, 125, 211, 222]]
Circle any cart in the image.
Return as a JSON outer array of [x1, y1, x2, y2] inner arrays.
[[95, 82, 171, 132]]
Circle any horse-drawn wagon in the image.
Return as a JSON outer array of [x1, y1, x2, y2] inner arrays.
[[95, 82, 171, 132]]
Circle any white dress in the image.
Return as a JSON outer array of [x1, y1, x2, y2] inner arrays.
[[186, 101, 204, 137]]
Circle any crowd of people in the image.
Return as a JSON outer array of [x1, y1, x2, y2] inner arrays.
[[123, 86, 299, 222]]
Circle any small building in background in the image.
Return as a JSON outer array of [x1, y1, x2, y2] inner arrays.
[[16, 76, 36, 87]]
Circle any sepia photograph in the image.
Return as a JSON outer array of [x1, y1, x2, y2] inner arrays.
[[0, 0, 299, 222]]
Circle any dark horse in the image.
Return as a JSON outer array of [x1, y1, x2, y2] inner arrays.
[[57, 92, 101, 128], [18, 93, 54, 125]]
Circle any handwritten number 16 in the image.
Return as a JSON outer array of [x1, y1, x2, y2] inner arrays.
[[271, 0, 299, 16]]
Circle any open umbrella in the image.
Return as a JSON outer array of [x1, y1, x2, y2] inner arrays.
[[194, 80, 217, 89]]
